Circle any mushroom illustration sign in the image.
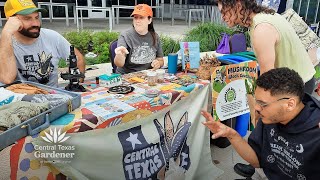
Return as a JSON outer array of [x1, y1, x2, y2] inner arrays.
[[211, 61, 258, 121], [215, 79, 249, 120]]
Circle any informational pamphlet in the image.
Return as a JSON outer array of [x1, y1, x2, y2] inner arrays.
[[180, 42, 200, 69], [85, 98, 136, 120], [211, 61, 258, 121]]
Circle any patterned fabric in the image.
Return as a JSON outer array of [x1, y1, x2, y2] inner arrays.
[[0, 87, 26, 107], [0, 101, 49, 128], [22, 94, 73, 108], [282, 9, 320, 50]]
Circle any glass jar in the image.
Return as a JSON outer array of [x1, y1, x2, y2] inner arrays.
[[147, 72, 157, 86], [156, 69, 165, 83]]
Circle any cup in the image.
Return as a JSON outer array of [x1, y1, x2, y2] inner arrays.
[[168, 53, 178, 74], [235, 112, 250, 137], [156, 69, 165, 83], [147, 71, 157, 86]]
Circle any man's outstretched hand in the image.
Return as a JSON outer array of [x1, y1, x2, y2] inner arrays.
[[201, 110, 236, 139]]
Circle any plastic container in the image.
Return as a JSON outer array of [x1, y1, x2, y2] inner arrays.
[[147, 71, 157, 86], [168, 53, 178, 74], [235, 112, 250, 137], [156, 69, 165, 83]]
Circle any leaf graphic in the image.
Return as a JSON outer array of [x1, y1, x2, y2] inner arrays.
[[41, 136, 51, 143], [164, 112, 174, 146], [44, 131, 53, 142], [177, 112, 188, 130], [58, 132, 67, 142], [53, 128, 58, 143], [49, 128, 53, 136], [60, 136, 70, 143]]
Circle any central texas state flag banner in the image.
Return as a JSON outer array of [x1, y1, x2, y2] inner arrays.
[[33, 85, 223, 180]]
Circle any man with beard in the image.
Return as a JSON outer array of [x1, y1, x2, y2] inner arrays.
[[0, 0, 85, 87], [202, 67, 320, 179]]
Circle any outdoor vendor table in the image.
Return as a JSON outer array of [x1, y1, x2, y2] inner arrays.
[[0, 71, 223, 179]]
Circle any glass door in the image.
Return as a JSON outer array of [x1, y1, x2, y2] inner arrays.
[[87, 0, 106, 18]]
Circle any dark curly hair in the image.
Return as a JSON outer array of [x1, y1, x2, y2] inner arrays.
[[216, 0, 275, 27], [256, 68, 305, 101]]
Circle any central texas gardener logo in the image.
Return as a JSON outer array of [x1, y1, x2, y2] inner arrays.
[[41, 128, 70, 143]]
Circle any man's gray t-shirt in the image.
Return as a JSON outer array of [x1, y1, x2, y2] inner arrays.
[[12, 28, 70, 87], [116, 27, 164, 74]]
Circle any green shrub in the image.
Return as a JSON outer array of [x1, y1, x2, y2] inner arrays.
[[60, 23, 251, 68], [183, 23, 251, 52], [58, 58, 67, 68], [63, 31, 92, 54], [91, 31, 119, 64], [160, 35, 180, 56], [183, 22, 234, 52], [62, 31, 119, 66]]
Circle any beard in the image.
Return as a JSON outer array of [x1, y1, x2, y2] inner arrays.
[[19, 26, 41, 38]]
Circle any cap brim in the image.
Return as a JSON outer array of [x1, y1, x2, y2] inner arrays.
[[130, 11, 150, 17], [16, 8, 47, 15]]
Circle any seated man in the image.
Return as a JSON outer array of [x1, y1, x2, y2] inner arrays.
[[0, 0, 85, 87], [202, 67, 320, 179]]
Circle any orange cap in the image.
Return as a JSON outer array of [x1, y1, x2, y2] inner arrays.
[[130, 4, 153, 17]]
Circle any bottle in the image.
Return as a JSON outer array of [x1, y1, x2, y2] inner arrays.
[[147, 71, 157, 86], [96, 77, 100, 84], [156, 69, 165, 83]]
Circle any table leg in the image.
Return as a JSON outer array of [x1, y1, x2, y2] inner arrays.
[[73, 5, 76, 24], [109, 10, 112, 32], [80, 9, 83, 30], [116, 8, 120, 24], [49, 5, 53, 23], [171, 0, 174, 26], [0, 10, 2, 27], [65, 5, 69, 26], [76, 8, 79, 32]]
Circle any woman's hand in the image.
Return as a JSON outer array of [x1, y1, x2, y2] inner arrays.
[[151, 59, 162, 69], [114, 46, 129, 67], [201, 110, 235, 139], [115, 46, 129, 56]]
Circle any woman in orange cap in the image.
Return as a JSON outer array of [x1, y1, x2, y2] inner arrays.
[[114, 4, 164, 74]]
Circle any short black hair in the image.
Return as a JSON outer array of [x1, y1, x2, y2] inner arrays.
[[256, 68, 305, 101]]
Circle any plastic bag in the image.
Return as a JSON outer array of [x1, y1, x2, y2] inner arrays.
[[216, 33, 230, 54]]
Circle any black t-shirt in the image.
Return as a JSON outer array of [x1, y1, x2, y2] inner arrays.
[[248, 94, 320, 179]]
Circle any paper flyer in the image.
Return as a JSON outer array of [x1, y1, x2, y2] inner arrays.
[[180, 42, 200, 69], [211, 61, 258, 121]]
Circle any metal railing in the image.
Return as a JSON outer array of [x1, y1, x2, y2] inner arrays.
[[294, 0, 320, 24]]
